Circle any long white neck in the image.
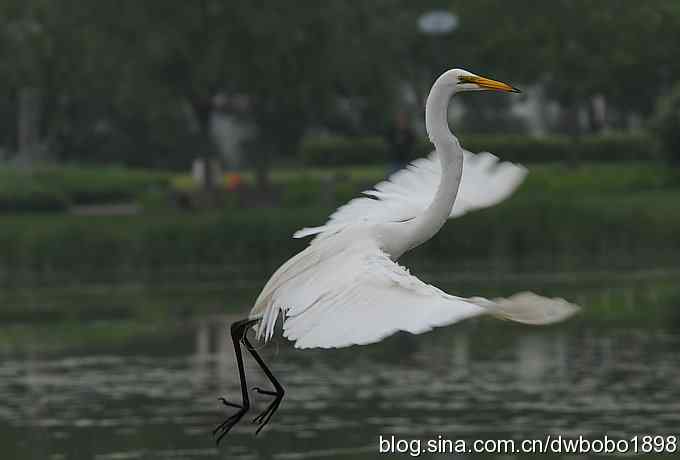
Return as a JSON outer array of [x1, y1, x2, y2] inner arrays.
[[394, 75, 463, 255]]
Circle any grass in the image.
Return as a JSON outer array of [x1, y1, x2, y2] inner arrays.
[[0, 165, 171, 212], [32, 164, 171, 204], [3, 160, 676, 212], [174, 161, 679, 200], [0, 162, 678, 274], [290, 162, 677, 191], [0, 160, 678, 353], [300, 132, 657, 165]]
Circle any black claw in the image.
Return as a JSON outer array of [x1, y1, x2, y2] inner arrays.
[[252, 386, 278, 397], [214, 318, 284, 443], [255, 398, 281, 435], [213, 416, 231, 436], [213, 319, 257, 445], [218, 397, 241, 409], [250, 388, 284, 433], [213, 406, 248, 443], [252, 406, 271, 424]]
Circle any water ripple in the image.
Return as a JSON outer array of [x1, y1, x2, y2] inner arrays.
[[1, 320, 680, 459]]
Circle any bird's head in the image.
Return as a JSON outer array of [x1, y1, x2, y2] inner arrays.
[[444, 68, 520, 93]]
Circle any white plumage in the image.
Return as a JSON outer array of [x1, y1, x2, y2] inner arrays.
[[253, 230, 577, 349], [213, 69, 581, 443], [294, 150, 528, 240], [248, 68, 579, 350]]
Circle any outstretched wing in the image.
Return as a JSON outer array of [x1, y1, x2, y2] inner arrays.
[[294, 149, 527, 239], [251, 232, 579, 349]]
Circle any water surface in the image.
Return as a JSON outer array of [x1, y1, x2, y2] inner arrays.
[[1, 269, 679, 459]]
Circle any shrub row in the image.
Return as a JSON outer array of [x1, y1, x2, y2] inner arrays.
[[300, 133, 656, 165], [0, 166, 171, 212], [0, 197, 677, 276]]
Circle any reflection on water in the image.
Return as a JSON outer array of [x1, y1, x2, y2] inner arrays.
[[1, 271, 680, 459], [2, 319, 680, 459]]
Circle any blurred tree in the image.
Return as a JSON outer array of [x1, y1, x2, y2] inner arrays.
[[0, 0, 189, 167], [3, 0, 680, 173], [89, 0, 416, 191], [448, 0, 680, 130], [0, 0, 94, 161], [652, 82, 680, 165]]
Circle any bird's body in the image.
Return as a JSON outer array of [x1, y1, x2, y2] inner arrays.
[[214, 69, 579, 442], [248, 69, 577, 349]]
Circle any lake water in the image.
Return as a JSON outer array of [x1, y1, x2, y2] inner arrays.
[[1, 268, 679, 459]]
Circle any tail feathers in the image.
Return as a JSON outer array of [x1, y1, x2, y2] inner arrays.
[[475, 291, 580, 325]]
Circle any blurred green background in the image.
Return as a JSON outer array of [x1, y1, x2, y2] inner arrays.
[[0, 0, 679, 275], [2, 1, 680, 459]]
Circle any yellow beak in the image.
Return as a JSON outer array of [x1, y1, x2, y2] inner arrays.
[[463, 75, 521, 93]]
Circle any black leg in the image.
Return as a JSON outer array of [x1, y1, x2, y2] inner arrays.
[[213, 318, 258, 444], [243, 334, 285, 435]]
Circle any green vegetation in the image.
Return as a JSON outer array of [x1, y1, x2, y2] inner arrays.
[[1, 268, 678, 353], [300, 133, 656, 166], [0, 139, 671, 213], [0, 165, 170, 212], [0, 160, 677, 352], [30, 165, 171, 204], [205, 161, 680, 212], [0, 160, 676, 352], [0, 318, 184, 353], [653, 81, 680, 165], [0, 160, 677, 349], [0, 162, 677, 275], [3, 1, 680, 175]]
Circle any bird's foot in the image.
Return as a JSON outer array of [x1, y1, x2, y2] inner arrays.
[[251, 386, 284, 434], [218, 396, 241, 409], [213, 397, 249, 444]]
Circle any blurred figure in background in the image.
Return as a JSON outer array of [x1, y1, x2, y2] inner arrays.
[[385, 110, 416, 174]]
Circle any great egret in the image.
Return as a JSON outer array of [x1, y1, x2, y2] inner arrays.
[[214, 69, 580, 442]]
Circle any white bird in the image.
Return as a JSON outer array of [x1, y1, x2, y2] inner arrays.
[[214, 69, 580, 442]]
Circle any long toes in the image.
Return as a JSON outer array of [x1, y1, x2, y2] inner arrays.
[[213, 417, 234, 435], [252, 387, 278, 396], [213, 422, 228, 436], [255, 408, 277, 435], [251, 397, 279, 424], [254, 399, 281, 435], [257, 406, 277, 431], [215, 426, 232, 445], [218, 397, 241, 408], [213, 410, 245, 436], [252, 406, 272, 424], [213, 415, 241, 441], [213, 416, 231, 434]]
